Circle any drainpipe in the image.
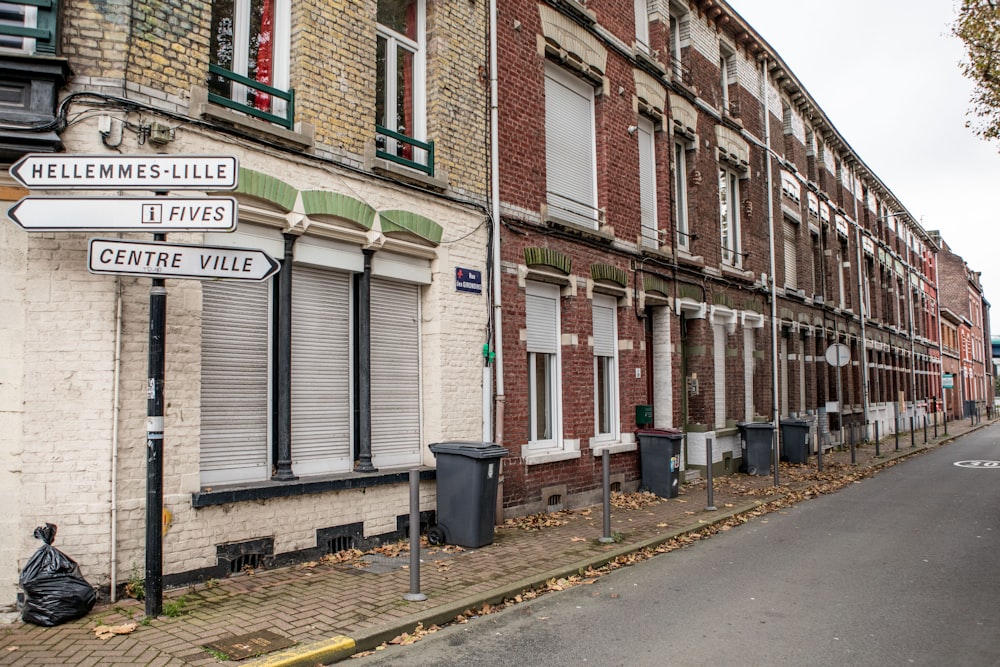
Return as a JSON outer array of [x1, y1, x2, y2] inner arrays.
[[109, 278, 123, 602], [489, 0, 506, 516], [933, 249, 946, 418], [851, 196, 870, 437], [761, 57, 780, 486]]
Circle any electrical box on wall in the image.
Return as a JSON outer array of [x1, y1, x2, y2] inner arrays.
[[635, 405, 653, 426]]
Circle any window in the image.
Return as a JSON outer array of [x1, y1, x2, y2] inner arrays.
[[720, 43, 736, 114], [634, 0, 650, 53], [545, 63, 599, 229], [209, 0, 291, 119], [673, 139, 690, 251], [593, 295, 619, 441], [718, 166, 742, 266], [637, 117, 658, 249], [783, 218, 798, 289], [201, 279, 272, 485], [200, 228, 425, 485], [668, 6, 689, 83], [526, 282, 562, 449], [0, 0, 58, 55], [376, 0, 427, 164]]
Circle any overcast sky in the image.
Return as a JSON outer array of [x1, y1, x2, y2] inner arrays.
[[726, 0, 1000, 333]]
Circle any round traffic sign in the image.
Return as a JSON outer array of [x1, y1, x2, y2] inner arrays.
[[825, 343, 851, 368]]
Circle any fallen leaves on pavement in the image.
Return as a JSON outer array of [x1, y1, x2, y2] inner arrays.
[[93, 622, 138, 640]]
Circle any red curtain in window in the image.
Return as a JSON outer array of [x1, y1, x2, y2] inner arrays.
[[255, 0, 274, 111]]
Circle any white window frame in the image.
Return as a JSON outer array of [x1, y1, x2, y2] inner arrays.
[[719, 166, 742, 267], [526, 281, 563, 451], [210, 0, 291, 112], [376, 0, 427, 149], [638, 116, 658, 249], [673, 138, 690, 251], [592, 294, 620, 442], [544, 63, 599, 229], [720, 43, 736, 112]]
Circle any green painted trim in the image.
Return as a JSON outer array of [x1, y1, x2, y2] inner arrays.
[[524, 247, 571, 274], [684, 423, 708, 433], [233, 168, 298, 212], [590, 263, 627, 287], [301, 191, 375, 230], [684, 345, 706, 356], [726, 348, 738, 357], [678, 283, 702, 301], [379, 210, 443, 246], [712, 292, 734, 308], [643, 275, 670, 297]]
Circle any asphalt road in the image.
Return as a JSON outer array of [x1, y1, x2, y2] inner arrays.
[[355, 425, 1000, 666]]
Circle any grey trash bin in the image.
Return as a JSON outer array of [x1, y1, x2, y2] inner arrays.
[[427, 441, 508, 548], [636, 429, 684, 498], [780, 419, 811, 464], [737, 422, 773, 476]]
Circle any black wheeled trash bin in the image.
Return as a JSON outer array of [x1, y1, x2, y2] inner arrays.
[[737, 422, 773, 476], [780, 419, 811, 464], [636, 429, 684, 498], [427, 441, 508, 548]]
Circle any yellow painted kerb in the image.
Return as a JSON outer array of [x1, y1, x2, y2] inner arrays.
[[244, 635, 356, 667]]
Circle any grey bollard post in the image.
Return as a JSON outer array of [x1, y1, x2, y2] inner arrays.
[[403, 470, 427, 602], [705, 436, 717, 511], [817, 427, 823, 472], [934, 411, 938, 439], [944, 411, 948, 436], [599, 449, 615, 543], [849, 422, 856, 465], [895, 415, 900, 451], [874, 421, 881, 457], [910, 416, 916, 448], [923, 415, 928, 444]]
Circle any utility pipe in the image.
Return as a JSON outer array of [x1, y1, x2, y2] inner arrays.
[[761, 57, 781, 486], [489, 0, 506, 519]]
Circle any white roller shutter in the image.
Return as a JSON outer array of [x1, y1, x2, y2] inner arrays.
[[714, 324, 726, 428], [290, 265, 352, 474], [545, 64, 597, 228], [370, 278, 422, 469], [526, 284, 559, 354], [201, 280, 270, 484], [592, 295, 616, 358], [638, 117, 657, 249], [784, 218, 797, 289]]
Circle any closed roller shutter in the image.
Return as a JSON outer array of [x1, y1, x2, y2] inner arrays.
[[201, 280, 270, 485], [545, 64, 597, 228], [291, 265, 352, 475], [784, 218, 797, 289], [370, 278, 421, 468]]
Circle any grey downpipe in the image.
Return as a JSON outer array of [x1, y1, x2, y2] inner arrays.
[[761, 57, 781, 486]]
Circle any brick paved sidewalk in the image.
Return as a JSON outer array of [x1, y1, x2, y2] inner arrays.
[[0, 417, 988, 667]]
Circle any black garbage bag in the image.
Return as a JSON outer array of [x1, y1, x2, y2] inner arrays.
[[19, 524, 97, 626]]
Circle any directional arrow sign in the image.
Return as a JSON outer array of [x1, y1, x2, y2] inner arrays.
[[6, 196, 238, 232], [9, 154, 239, 190], [88, 238, 279, 281]]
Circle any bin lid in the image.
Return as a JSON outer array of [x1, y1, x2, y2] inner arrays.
[[636, 428, 683, 438], [428, 441, 509, 459], [737, 421, 774, 430], [779, 418, 811, 425]]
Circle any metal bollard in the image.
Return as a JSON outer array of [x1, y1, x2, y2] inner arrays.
[[849, 422, 856, 464], [934, 412, 938, 439], [923, 415, 928, 444], [404, 469, 427, 602], [599, 449, 614, 544], [705, 436, 717, 511], [895, 416, 900, 451], [910, 416, 916, 448], [944, 411, 948, 436], [875, 421, 881, 457]]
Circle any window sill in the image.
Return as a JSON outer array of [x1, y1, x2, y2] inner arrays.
[[524, 449, 582, 466], [190, 85, 315, 150], [192, 466, 436, 507], [591, 441, 637, 456], [364, 140, 449, 192]]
